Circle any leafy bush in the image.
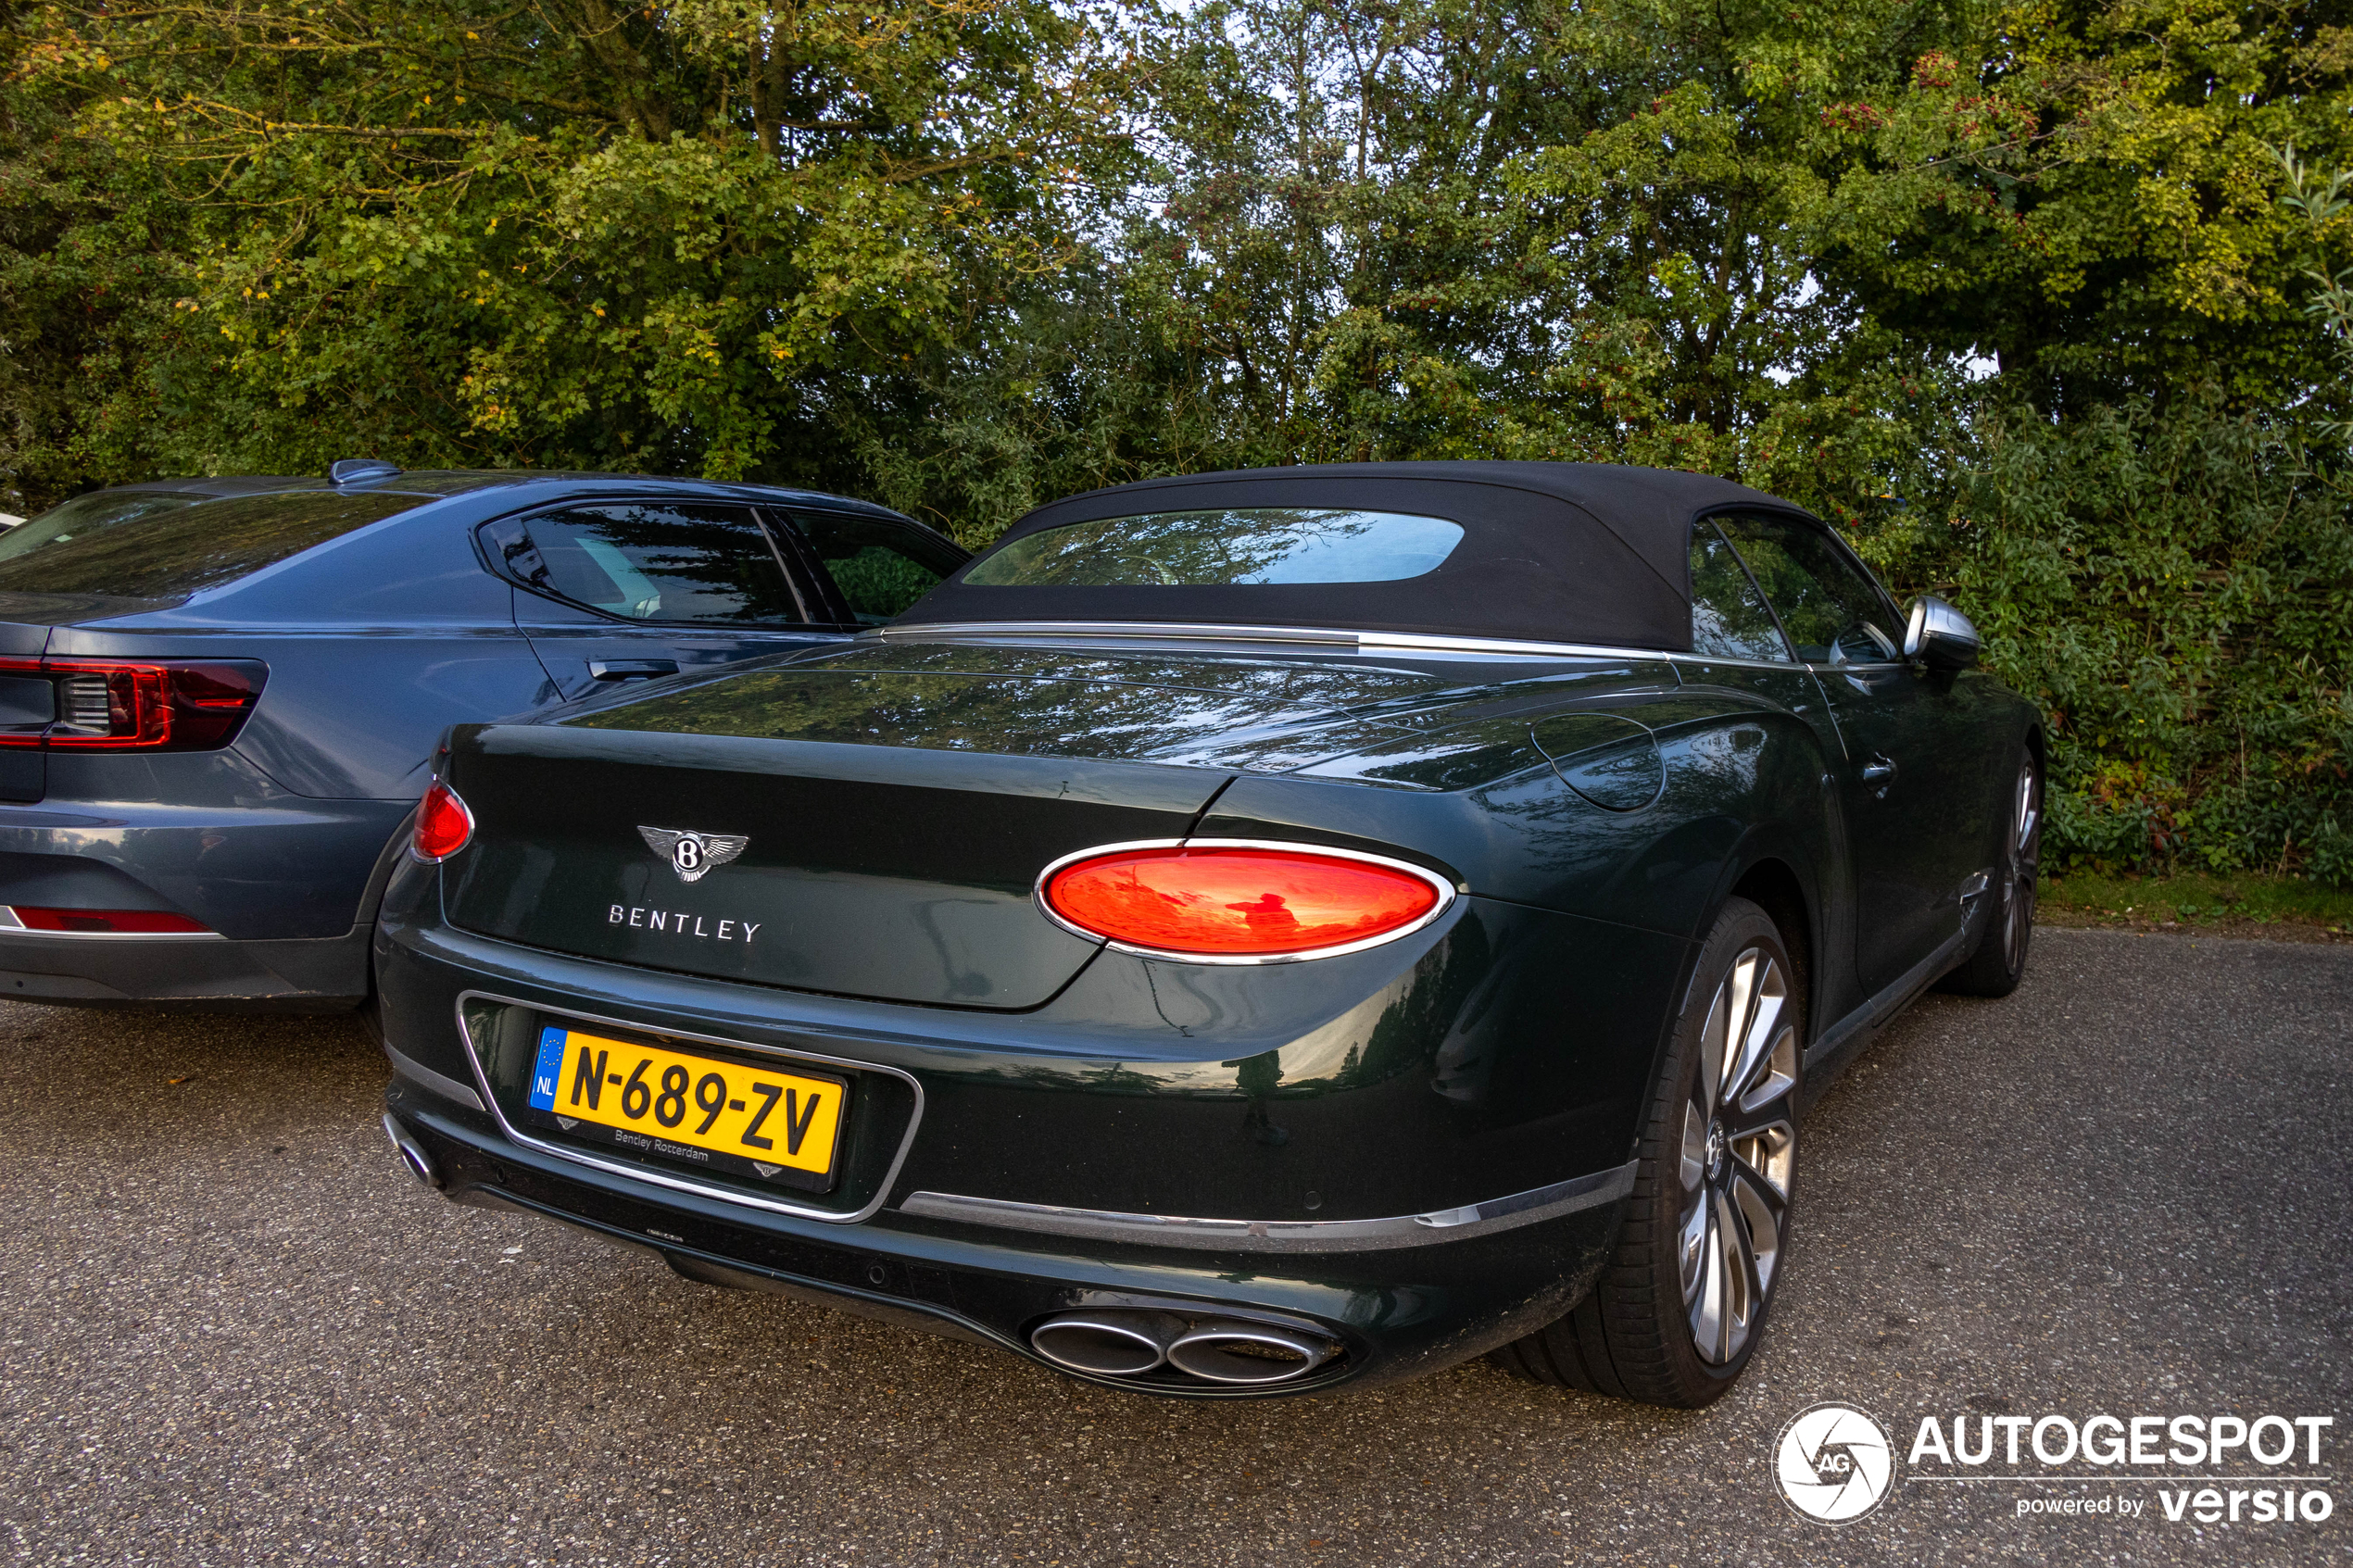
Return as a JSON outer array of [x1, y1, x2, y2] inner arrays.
[[1857, 394, 2353, 883]]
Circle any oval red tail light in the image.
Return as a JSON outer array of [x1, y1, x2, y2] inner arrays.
[[411, 781, 474, 862], [1040, 844, 1451, 960]]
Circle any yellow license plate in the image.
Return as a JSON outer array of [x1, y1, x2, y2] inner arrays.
[[524, 1025, 846, 1187]]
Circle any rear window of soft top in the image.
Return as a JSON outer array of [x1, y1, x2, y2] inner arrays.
[[0, 490, 426, 598]]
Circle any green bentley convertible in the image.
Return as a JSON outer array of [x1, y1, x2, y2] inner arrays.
[[372, 461, 2040, 1406]]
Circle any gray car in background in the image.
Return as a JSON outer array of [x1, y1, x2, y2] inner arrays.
[[0, 464, 963, 1010]]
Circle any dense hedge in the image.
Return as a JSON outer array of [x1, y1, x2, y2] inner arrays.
[[1860, 397, 2353, 884]]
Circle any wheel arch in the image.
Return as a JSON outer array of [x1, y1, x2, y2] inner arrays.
[[1639, 832, 1829, 1154], [1723, 856, 1814, 1042], [2006, 709, 2048, 875]]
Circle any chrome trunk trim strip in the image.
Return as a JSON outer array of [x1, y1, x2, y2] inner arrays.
[[875, 619, 1823, 673], [898, 1160, 1637, 1253]]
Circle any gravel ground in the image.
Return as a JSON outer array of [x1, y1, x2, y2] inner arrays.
[[0, 926, 2346, 1566]]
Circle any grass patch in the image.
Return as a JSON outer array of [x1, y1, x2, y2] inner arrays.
[[2041, 870, 2353, 936]]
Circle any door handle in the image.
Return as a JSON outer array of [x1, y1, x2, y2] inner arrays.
[[586, 659, 679, 681], [1859, 755, 1898, 783]]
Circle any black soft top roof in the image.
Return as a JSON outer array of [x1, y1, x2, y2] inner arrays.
[[895, 461, 1815, 649]]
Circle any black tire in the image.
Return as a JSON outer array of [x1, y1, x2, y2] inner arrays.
[[1937, 748, 2042, 998], [1491, 897, 1801, 1407]]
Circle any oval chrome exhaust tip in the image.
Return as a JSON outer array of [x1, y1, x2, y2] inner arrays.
[[1166, 1321, 1338, 1385], [382, 1113, 441, 1189], [1028, 1311, 1186, 1376]]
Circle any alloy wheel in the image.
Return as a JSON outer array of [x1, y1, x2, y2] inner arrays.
[[1677, 946, 1798, 1365]]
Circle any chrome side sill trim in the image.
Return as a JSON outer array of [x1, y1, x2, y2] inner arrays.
[[384, 1045, 487, 1112], [898, 1160, 1637, 1254], [450, 988, 925, 1226]]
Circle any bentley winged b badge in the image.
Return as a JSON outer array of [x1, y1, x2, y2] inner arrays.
[[637, 825, 750, 884]]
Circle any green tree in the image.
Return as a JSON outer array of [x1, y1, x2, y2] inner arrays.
[[1827, 0, 2353, 412], [6, 0, 1133, 500]]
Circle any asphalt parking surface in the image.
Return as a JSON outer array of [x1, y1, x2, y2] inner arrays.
[[0, 927, 2346, 1566]]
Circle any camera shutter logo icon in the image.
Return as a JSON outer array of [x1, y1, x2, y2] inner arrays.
[[1774, 1402, 1895, 1524]]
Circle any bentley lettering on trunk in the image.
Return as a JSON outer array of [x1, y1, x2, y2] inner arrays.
[[605, 905, 761, 943]]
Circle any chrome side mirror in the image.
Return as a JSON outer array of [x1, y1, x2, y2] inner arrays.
[[1903, 595, 1981, 671]]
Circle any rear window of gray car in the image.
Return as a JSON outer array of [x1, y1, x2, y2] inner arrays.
[[0, 491, 424, 598]]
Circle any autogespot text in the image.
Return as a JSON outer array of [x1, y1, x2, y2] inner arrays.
[[1906, 1411, 2334, 1525]]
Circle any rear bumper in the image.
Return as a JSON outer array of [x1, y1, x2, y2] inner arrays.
[[0, 926, 371, 1010], [0, 779, 409, 1007], [373, 899, 1663, 1395], [384, 1074, 1627, 1396]]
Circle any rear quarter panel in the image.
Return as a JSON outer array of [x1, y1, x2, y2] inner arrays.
[[1128, 682, 1845, 1212], [44, 494, 555, 801], [1202, 685, 1841, 944]]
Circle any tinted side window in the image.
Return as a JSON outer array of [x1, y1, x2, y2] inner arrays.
[[1714, 514, 1900, 665], [791, 511, 963, 625], [514, 504, 803, 624], [0, 491, 421, 598], [1689, 522, 1790, 660]]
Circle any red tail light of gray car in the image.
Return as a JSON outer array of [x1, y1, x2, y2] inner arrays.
[[0, 657, 267, 751]]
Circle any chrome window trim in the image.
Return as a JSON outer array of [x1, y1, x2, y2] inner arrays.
[[876, 618, 1830, 672], [1804, 659, 1907, 676], [899, 1160, 1637, 1253], [449, 987, 925, 1224], [1357, 630, 1667, 661], [880, 620, 1685, 661], [1032, 837, 1460, 967], [879, 620, 1360, 646], [1679, 651, 1809, 674]]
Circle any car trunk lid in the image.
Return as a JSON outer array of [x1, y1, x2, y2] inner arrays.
[[435, 637, 1678, 1008], [438, 723, 1227, 1009]]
